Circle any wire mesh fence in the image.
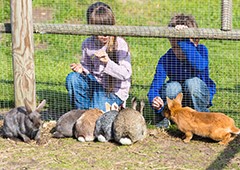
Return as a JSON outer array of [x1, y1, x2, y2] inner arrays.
[[0, 0, 239, 126]]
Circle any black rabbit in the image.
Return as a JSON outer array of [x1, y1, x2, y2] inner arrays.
[[2, 99, 46, 143]]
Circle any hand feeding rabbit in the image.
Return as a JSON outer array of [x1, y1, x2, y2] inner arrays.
[[113, 97, 147, 145], [52, 109, 86, 138], [2, 99, 46, 143], [94, 102, 119, 142], [165, 93, 240, 145], [74, 108, 103, 142]]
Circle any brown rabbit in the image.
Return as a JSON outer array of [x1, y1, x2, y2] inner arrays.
[[74, 108, 103, 142], [165, 93, 240, 145]]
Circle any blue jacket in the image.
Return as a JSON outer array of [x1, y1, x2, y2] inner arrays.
[[147, 39, 216, 107]]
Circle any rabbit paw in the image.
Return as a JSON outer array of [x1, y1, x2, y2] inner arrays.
[[183, 138, 190, 143], [22, 136, 31, 143], [218, 141, 227, 145]]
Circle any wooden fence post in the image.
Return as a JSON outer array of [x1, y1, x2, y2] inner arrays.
[[221, 0, 232, 31], [10, 0, 36, 109]]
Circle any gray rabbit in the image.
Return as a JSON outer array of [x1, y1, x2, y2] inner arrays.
[[113, 97, 147, 145], [2, 99, 46, 143], [52, 109, 85, 138], [94, 102, 119, 142]]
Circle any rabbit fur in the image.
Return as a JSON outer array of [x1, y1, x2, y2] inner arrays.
[[2, 99, 46, 143], [165, 93, 240, 145], [52, 109, 86, 138], [94, 102, 119, 142], [74, 108, 103, 142], [113, 97, 147, 145]]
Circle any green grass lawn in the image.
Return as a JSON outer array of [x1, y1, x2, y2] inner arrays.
[[0, 0, 239, 126]]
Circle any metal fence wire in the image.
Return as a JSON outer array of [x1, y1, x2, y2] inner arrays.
[[0, 0, 239, 126]]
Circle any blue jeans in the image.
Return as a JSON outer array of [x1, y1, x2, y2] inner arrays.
[[65, 72, 123, 112], [158, 77, 210, 117]]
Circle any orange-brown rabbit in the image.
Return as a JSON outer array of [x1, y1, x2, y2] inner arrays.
[[165, 93, 240, 145], [74, 108, 103, 142]]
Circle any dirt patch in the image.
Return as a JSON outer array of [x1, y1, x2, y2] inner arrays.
[[33, 7, 53, 23], [0, 120, 239, 169]]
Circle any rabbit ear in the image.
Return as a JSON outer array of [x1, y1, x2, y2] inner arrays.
[[24, 98, 33, 114], [36, 100, 46, 113], [105, 102, 111, 112], [139, 100, 145, 114], [131, 97, 137, 110], [175, 93, 183, 104], [111, 102, 119, 111]]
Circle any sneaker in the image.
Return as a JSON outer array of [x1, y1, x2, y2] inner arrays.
[[155, 118, 171, 129]]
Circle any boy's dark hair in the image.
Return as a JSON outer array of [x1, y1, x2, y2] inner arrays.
[[87, 2, 115, 25], [168, 13, 198, 28], [169, 13, 199, 44]]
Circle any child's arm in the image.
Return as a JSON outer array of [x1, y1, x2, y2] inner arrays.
[[103, 51, 132, 80], [103, 38, 132, 80], [80, 44, 91, 75], [178, 39, 208, 71], [147, 60, 167, 113]]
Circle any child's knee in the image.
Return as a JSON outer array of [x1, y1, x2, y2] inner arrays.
[[184, 77, 202, 93], [66, 72, 78, 82], [166, 82, 182, 98]]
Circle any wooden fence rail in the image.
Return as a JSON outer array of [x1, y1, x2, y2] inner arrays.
[[1, 23, 240, 40]]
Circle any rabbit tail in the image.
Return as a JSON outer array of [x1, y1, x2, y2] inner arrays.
[[97, 135, 107, 142], [230, 127, 240, 135], [77, 136, 86, 142], [77, 136, 94, 142], [119, 137, 132, 145]]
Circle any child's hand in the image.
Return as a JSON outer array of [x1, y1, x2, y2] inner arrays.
[[175, 25, 198, 47], [94, 50, 110, 63], [152, 96, 164, 110], [175, 25, 188, 30], [190, 38, 199, 47], [70, 63, 83, 73]]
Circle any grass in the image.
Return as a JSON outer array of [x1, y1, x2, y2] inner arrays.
[[0, 0, 240, 126]]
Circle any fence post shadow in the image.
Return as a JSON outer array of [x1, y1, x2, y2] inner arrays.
[[206, 134, 240, 170]]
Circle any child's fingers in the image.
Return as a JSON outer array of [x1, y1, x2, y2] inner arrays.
[[154, 97, 164, 105], [70, 63, 82, 72], [95, 50, 107, 58], [70, 63, 76, 68], [175, 25, 188, 30], [152, 97, 164, 110]]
